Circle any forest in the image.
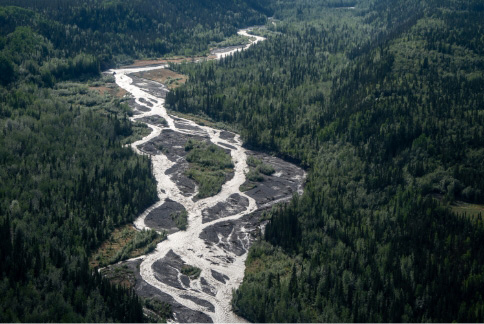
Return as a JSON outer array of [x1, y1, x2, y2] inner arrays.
[[0, 26, 156, 321], [0, 0, 271, 322], [0, 0, 271, 69], [1, 0, 484, 322], [166, 0, 484, 322]]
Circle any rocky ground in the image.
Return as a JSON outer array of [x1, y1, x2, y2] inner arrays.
[[144, 199, 186, 234], [242, 151, 306, 208], [105, 38, 305, 322]]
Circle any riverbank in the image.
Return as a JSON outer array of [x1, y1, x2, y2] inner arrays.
[[100, 29, 305, 322]]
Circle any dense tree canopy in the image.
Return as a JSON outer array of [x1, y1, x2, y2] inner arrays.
[[0, 0, 272, 68], [0, 23, 157, 321], [0, 0, 272, 321], [167, 0, 484, 321], [1, 0, 483, 321]]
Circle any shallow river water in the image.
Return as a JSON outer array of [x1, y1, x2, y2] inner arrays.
[[108, 28, 305, 323]]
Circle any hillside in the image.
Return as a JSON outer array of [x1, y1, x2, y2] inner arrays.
[[0, 0, 271, 68], [0, 0, 270, 322], [167, 0, 484, 321], [1, 0, 483, 321]]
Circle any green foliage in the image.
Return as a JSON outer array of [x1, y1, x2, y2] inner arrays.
[[187, 169, 228, 199], [166, 0, 484, 322], [121, 121, 152, 145], [247, 156, 262, 167], [144, 298, 172, 321], [0, 11, 158, 321], [185, 139, 234, 170], [0, 1, 275, 322], [246, 169, 264, 182], [244, 156, 275, 186], [258, 163, 276, 176], [185, 139, 234, 198], [180, 265, 202, 279], [210, 33, 252, 48], [171, 210, 188, 231], [0, 53, 14, 85], [248, 156, 275, 176], [0, 78, 155, 320], [0, 1, 271, 68], [110, 229, 164, 265], [2, 0, 484, 321]]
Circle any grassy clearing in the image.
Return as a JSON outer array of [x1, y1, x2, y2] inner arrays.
[[89, 225, 165, 268], [87, 75, 154, 145], [133, 68, 188, 89], [181, 265, 202, 279], [185, 139, 234, 198], [88, 74, 128, 98], [451, 201, 484, 218], [56, 78, 149, 146]]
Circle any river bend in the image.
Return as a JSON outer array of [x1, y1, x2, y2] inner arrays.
[[107, 29, 305, 323]]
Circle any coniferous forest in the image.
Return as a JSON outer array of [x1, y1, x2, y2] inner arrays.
[[1, 0, 484, 322], [0, 0, 270, 321], [167, 0, 484, 322]]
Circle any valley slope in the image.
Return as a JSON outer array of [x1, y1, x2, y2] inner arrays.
[[167, 0, 484, 322]]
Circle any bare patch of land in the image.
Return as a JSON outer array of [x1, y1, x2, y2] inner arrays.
[[451, 201, 484, 218], [133, 68, 188, 90], [89, 85, 127, 98], [167, 109, 239, 134], [123, 56, 216, 68]]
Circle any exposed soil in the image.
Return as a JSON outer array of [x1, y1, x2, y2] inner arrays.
[[210, 45, 245, 55], [123, 56, 213, 68], [241, 151, 305, 208], [107, 32, 306, 322], [128, 98, 151, 112], [135, 115, 167, 127], [89, 85, 128, 98], [173, 116, 209, 135], [200, 211, 262, 257], [153, 250, 188, 290], [117, 259, 213, 323], [211, 269, 229, 284], [202, 193, 249, 224], [129, 74, 170, 98], [219, 130, 237, 143], [133, 68, 188, 90], [139, 129, 207, 159], [145, 199, 186, 234], [180, 295, 215, 312]]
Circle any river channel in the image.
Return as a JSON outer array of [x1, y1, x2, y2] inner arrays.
[[107, 28, 305, 323]]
